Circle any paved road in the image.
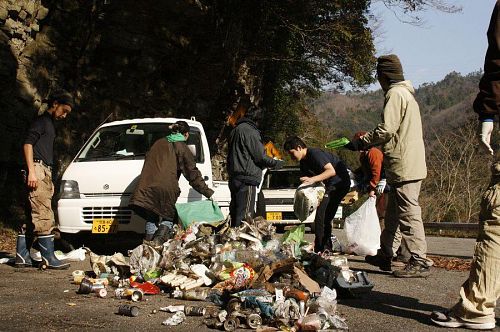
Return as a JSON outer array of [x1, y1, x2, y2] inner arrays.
[[0, 235, 498, 331]]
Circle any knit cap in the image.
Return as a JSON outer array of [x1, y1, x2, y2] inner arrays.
[[377, 54, 405, 81]]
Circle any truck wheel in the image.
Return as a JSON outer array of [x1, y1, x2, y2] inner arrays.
[[275, 224, 285, 233], [256, 191, 266, 218], [61, 233, 85, 250], [309, 222, 315, 234]]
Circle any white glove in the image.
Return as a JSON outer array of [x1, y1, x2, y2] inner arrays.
[[375, 179, 386, 195], [479, 121, 494, 155]]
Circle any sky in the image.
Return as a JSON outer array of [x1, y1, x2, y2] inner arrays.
[[369, 0, 496, 89]]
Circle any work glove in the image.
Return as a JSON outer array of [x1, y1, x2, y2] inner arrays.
[[274, 159, 284, 170], [375, 179, 386, 195], [344, 139, 362, 151], [479, 120, 494, 155]]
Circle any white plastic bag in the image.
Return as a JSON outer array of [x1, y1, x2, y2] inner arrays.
[[293, 183, 325, 221], [344, 197, 380, 256]]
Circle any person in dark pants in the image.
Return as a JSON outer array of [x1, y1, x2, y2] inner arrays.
[[130, 121, 214, 248], [284, 136, 350, 253], [227, 99, 283, 227], [18, 91, 73, 270]]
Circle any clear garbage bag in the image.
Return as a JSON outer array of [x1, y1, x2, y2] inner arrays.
[[344, 197, 380, 256]]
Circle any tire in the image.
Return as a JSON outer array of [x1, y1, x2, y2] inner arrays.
[[60, 232, 86, 250], [256, 191, 266, 218], [275, 224, 285, 233], [309, 222, 316, 234]]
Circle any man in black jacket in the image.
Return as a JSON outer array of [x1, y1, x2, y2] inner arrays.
[[227, 100, 283, 227]]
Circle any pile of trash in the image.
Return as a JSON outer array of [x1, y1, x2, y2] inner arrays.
[[72, 217, 374, 331]]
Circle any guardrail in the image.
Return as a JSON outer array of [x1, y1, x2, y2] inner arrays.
[[423, 223, 479, 231], [333, 221, 480, 231]]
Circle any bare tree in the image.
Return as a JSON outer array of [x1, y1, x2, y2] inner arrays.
[[423, 121, 489, 222], [376, 0, 461, 25]]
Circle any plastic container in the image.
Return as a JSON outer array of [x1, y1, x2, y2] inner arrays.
[[172, 287, 210, 301]]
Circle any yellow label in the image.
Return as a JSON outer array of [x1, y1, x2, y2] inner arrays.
[[266, 212, 282, 221], [92, 218, 118, 234]]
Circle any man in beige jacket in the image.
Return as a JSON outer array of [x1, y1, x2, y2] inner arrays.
[[347, 54, 433, 278], [431, 1, 499, 329]]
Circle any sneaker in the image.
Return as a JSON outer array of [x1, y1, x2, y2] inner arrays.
[[431, 310, 496, 330], [393, 260, 430, 278], [365, 254, 392, 271]]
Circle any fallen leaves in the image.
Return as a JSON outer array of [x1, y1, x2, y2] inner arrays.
[[428, 255, 471, 271]]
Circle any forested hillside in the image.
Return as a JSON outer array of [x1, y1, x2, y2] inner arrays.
[[307, 72, 490, 223]]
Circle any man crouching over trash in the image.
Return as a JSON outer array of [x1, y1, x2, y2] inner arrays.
[[129, 121, 214, 248], [284, 136, 350, 254]]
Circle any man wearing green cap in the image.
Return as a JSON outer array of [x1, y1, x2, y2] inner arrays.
[[346, 54, 432, 278], [17, 92, 73, 270]]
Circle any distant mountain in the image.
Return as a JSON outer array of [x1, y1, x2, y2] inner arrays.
[[307, 71, 489, 223], [308, 71, 482, 140]]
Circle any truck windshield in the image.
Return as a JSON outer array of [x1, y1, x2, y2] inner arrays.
[[75, 122, 204, 163]]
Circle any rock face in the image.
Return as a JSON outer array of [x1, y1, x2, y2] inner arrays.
[[0, 0, 270, 217], [0, 0, 262, 188]]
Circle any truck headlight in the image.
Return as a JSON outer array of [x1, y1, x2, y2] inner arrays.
[[60, 180, 80, 199]]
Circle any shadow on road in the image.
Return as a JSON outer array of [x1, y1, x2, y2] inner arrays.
[[340, 290, 444, 326], [0, 251, 13, 259]]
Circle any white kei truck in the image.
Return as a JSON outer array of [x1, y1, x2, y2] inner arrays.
[[57, 117, 231, 239]]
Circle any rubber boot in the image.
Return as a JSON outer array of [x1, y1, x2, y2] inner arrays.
[[151, 224, 174, 248], [15, 234, 33, 267], [38, 235, 70, 270]]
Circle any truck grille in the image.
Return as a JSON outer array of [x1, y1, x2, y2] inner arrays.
[[282, 212, 297, 220], [81, 207, 133, 224], [265, 198, 294, 205]]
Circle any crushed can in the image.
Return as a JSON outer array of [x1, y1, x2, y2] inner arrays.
[[184, 305, 206, 316], [115, 288, 144, 301], [117, 305, 139, 317], [96, 288, 107, 298], [78, 278, 105, 294]]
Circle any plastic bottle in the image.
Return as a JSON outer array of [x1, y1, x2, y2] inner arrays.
[[172, 287, 210, 301], [330, 234, 343, 253]]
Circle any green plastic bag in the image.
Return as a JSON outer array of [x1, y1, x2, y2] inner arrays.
[[324, 137, 350, 149], [175, 200, 225, 229], [282, 224, 306, 244]]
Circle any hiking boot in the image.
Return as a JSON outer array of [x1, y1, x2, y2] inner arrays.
[[393, 260, 430, 278], [365, 254, 392, 271], [431, 310, 496, 330], [392, 255, 409, 268], [151, 224, 175, 249]]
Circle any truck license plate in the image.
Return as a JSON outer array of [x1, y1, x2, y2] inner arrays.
[[266, 212, 282, 221], [92, 218, 118, 234]]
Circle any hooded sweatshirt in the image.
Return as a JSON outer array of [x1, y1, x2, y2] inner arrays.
[[361, 80, 427, 183], [227, 117, 280, 185]]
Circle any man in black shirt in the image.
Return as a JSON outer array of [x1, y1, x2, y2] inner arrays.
[[284, 136, 350, 253], [17, 92, 73, 269]]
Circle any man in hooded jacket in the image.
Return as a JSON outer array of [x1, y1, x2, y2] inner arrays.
[[347, 54, 433, 278]]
